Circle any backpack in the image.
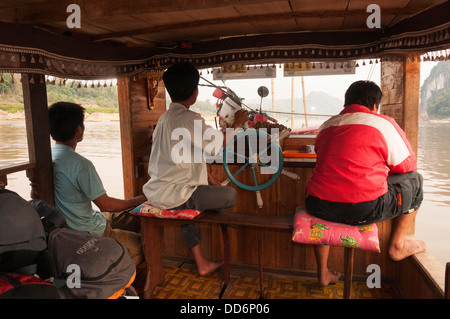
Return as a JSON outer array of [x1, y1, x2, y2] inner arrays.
[[0, 189, 48, 273], [46, 225, 137, 299], [34, 200, 137, 299], [0, 189, 59, 298], [0, 272, 60, 299]]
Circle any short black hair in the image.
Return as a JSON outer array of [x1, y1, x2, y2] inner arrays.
[[344, 80, 383, 110], [48, 102, 85, 142], [163, 62, 199, 102]]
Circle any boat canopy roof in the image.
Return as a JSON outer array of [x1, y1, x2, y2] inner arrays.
[[0, 0, 448, 80]]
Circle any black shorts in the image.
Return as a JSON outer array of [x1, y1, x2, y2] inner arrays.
[[305, 171, 423, 225]]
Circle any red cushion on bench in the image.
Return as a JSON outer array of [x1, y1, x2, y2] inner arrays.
[[130, 202, 202, 220], [292, 207, 380, 253]]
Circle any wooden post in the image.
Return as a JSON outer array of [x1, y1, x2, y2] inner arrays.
[[343, 247, 354, 299], [21, 73, 53, 204], [381, 55, 420, 154], [445, 262, 450, 299], [271, 78, 275, 114], [402, 55, 421, 155], [220, 224, 230, 289], [291, 77, 294, 129], [380, 54, 424, 296], [140, 217, 165, 298], [402, 56, 420, 235], [258, 237, 264, 299], [0, 175, 6, 189], [117, 77, 136, 198], [381, 55, 420, 236]]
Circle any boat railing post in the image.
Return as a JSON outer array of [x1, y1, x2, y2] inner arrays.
[[445, 262, 450, 299]]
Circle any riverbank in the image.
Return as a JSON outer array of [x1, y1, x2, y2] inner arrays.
[[0, 110, 217, 122], [0, 110, 121, 122], [427, 118, 450, 123]]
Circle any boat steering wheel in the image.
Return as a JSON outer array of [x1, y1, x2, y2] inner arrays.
[[222, 129, 284, 192]]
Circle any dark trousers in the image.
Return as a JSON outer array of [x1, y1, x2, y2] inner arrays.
[[171, 185, 237, 248], [306, 171, 423, 225]]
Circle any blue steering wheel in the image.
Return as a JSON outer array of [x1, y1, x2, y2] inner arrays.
[[223, 129, 283, 191]]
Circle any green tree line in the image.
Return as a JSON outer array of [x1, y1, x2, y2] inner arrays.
[[0, 74, 118, 113], [427, 87, 450, 119], [1, 74, 219, 114], [422, 61, 450, 119]]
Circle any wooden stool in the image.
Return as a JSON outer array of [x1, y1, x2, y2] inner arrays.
[[292, 207, 380, 299]]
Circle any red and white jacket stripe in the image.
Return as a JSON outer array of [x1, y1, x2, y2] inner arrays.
[[306, 104, 417, 203]]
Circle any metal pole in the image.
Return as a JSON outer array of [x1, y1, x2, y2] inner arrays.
[[301, 76, 308, 127], [291, 77, 294, 129]]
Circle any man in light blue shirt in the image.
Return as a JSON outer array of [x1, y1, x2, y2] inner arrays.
[[51, 143, 107, 236], [48, 102, 146, 264]]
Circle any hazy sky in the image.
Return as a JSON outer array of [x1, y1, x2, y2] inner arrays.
[[197, 59, 439, 104]]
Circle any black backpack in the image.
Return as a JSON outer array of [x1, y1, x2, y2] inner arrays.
[[0, 189, 59, 298], [33, 200, 137, 299], [1, 190, 137, 299]]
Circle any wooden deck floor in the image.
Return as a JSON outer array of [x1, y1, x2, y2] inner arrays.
[[133, 258, 398, 299]]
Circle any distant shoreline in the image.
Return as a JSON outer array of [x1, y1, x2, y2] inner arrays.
[[0, 110, 121, 122], [0, 110, 218, 122], [2, 109, 450, 124], [427, 119, 450, 124]]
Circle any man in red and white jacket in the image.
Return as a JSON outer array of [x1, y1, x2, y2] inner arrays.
[[306, 81, 426, 287]]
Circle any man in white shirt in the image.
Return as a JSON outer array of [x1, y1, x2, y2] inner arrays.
[[143, 62, 248, 275]]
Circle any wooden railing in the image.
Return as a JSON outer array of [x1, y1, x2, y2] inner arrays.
[[0, 161, 36, 188], [0, 161, 36, 175]]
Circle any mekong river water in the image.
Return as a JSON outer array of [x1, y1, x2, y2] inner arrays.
[[1, 118, 449, 265]]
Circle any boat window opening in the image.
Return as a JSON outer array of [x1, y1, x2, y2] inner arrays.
[[0, 75, 124, 203], [0, 74, 30, 199], [47, 77, 125, 206], [196, 61, 381, 131], [3, 60, 449, 269], [415, 60, 450, 266]]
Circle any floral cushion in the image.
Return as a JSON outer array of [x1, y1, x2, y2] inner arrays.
[[292, 207, 380, 253], [130, 202, 202, 220]]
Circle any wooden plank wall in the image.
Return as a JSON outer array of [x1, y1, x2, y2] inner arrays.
[[118, 76, 166, 198]]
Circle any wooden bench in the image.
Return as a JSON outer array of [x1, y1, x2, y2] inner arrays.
[[137, 210, 359, 299]]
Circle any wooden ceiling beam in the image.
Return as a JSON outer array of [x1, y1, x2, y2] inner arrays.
[[91, 8, 427, 42], [1, 0, 287, 24]]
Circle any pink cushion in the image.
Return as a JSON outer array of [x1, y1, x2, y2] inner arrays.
[[130, 202, 202, 220], [292, 207, 380, 253]]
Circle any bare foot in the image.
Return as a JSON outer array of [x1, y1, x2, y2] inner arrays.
[[389, 237, 427, 261], [318, 269, 341, 287], [198, 260, 224, 276]]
